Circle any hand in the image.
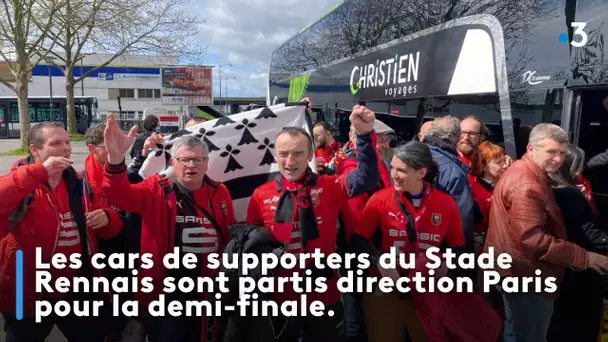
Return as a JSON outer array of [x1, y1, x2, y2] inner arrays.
[[586, 251, 608, 274], [142, 133, 164, 157], [350, 105, 375, 135], [300, 97, 312, 113], [104, 113, 138, 164], [85, 209, 109, 230], [377, 264, 400, 282], [576, 183, 588, 194], [43, 156, 73, 178]]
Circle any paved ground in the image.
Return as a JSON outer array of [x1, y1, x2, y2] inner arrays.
[[0, 139, 133, 341], [0, 140, 131, 174]]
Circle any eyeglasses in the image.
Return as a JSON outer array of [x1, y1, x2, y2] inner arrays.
[[175, 157, 208, 165]]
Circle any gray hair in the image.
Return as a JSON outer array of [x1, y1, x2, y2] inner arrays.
[[427, 116, 461, 143], [528, 123, 568, 146], [393, 141, 439, 183], [549, 144, 585, 187], [169, 135, 209, 156]]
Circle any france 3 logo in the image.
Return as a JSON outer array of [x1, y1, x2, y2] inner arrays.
[[558, 22, 589, 48]]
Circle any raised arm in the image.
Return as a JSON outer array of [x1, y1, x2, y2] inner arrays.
[[102, 112, 159, 214], [343, 105, 380, 198], [0, 157, 72, 216]]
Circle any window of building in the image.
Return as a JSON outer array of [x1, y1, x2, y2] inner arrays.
[[119, 89, 135, 98], [138, 89, 161, 99]]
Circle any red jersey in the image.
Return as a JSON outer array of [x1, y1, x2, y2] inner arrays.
[[470, 178, 494, 233], [45, 180, 82, 299], [458, 150, 476, 184], [315, 140, 341, 165], [246, 174, 360, 305], [357, 186, 464, 254]]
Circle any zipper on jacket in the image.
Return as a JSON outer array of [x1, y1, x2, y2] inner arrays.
[[46, 194, 61, 257]]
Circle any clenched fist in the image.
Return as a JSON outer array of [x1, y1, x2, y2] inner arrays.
[[350, 105, 375, 135]]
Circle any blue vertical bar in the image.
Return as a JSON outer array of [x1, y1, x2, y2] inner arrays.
[[15, 249, 23, 320]]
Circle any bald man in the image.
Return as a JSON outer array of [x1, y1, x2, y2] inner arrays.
[[417, 120, 432, 141]]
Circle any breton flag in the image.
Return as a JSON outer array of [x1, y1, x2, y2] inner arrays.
[[138, 103, 315, 221]]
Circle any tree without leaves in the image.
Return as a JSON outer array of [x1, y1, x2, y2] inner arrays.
[[0, 0, 63, 147], [43, 0, 205, 134]]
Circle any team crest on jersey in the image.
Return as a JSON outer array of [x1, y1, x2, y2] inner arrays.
[[431, 213, 441, 225], [310, 193, 320, 207], [219, 201, 227, 214]]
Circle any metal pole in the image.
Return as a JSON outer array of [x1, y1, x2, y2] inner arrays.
[[219, 65, 222, 107], [46, 60, 53, 119], [80, 58, 84, 96]]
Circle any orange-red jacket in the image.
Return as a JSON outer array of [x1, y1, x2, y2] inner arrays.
[[0, 158, 122, 315]]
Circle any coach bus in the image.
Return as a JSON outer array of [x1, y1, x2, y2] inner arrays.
[[0, 96, 98, 138], [267, 0, 608, 162]]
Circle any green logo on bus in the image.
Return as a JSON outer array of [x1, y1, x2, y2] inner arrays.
[[349, 52, 420, 98]]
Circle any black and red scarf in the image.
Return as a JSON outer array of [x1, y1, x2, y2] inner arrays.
[[273, 168, 319, 250]]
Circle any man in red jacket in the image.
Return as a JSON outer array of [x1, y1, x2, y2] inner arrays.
[[0, 122, 122, 342], [102, 113, 236, 342], [244, 104, 379, 341]]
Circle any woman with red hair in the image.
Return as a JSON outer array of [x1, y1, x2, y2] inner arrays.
[[469, 142, 508, 249]]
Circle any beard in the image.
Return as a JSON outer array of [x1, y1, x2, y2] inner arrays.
[[316, 139, 327, 149], [458, 141, 475, 156]]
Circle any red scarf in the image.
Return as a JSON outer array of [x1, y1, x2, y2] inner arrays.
[[84, 154, 105, 192]]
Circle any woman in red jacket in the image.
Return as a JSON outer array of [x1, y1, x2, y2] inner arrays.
[[352, 141, 465, 342], [469, 141, 508, 250]]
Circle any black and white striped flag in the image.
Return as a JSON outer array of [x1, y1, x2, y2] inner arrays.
[[138, 103, 314, 221]]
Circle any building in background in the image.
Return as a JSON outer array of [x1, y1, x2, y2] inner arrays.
[[0, 54, 199, 128]]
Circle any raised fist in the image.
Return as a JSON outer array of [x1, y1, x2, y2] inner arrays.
[[350, 105, 375, 135]]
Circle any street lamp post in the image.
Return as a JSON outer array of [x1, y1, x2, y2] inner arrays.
[[224, 77, 236, 113], [45, 56, 54, 118], [224, 76, 236, 99], [218, 63, 232, 106]]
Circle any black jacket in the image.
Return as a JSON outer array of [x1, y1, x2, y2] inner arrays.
[[220, 223, 285, 306], [129, 130, 154, 160], [548, 186, 608, 342]]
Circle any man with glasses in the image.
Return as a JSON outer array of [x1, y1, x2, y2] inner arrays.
[[102, 113, 236, 342]]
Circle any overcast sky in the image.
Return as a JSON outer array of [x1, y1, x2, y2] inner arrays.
[[191, 0, 338, 99]]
